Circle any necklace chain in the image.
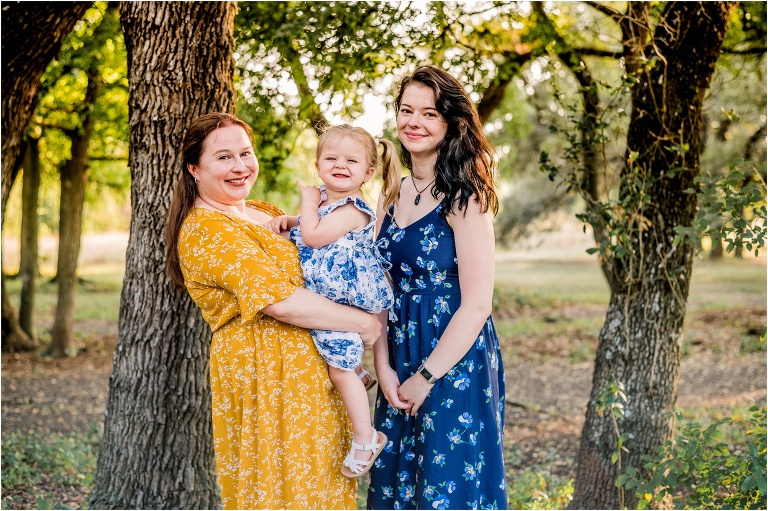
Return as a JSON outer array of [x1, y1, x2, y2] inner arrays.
[[410, 174, 435, 206]]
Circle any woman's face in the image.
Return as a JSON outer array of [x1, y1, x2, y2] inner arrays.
[[187, 125, 258, 206], [396, 83, 448, 162]]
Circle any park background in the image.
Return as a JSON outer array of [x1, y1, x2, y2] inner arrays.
[[1, 1, 766, 510]]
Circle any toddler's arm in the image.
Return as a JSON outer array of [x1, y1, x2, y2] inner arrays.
[[297, 181, 368, 248]]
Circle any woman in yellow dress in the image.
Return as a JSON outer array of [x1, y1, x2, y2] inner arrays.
[[165, 112, 379, 509]]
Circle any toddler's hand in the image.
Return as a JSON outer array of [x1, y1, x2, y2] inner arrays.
[[296, 180, 321, 206], [265, 215, 290, 234]]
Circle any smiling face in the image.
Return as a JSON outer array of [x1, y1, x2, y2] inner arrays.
[[187, 125, 258, 207], [396, 83, 448, 163], [315, 133, 375, 195]]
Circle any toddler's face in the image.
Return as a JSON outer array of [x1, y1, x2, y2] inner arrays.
[[316, 135, 375, 195]]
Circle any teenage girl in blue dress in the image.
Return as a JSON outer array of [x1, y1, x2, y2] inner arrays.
[[368, 66, 508, 509]]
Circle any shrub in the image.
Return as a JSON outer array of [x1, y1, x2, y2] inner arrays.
[[617, 405, 766, 509]]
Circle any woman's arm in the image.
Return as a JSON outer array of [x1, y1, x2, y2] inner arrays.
[[264, 287, 381, 347], [396, 198, 496, 416], [373, 309, 410, 410]]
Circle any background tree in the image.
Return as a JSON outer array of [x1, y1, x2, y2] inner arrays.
[[18, 137, 41, 339], [538, 3, 739, 508], [46, 3, 123, 357], [88, 2, 236, 507], [1, 1, 93, 352]]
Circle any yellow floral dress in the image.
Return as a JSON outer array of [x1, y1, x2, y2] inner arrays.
[[177, 200, 356, 510]]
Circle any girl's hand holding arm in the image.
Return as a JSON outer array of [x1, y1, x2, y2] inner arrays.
[[264, 287, 381, 346], [265, 215, 297, 234], [397, 198, 496, 416]]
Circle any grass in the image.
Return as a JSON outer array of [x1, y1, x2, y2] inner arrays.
[[1, 425, 101, 510], [3, 266, 123, 343]]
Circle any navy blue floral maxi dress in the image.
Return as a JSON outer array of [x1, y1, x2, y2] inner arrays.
[[368, 204, 508, 510]]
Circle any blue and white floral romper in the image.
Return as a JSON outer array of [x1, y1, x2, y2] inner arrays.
[[290, 189, 394, 370]]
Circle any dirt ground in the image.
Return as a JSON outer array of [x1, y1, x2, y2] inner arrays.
[[1, 306, 766, 507]]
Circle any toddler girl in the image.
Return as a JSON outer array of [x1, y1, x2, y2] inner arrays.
[[267, 124, 400, 478]]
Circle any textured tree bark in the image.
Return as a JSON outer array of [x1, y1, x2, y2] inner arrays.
[[88, 2, 236, 508], [569, 3, 737, 509], [1, 1, 91, 352], [49, 124, 91, 358], [19, 137, 41, 339]]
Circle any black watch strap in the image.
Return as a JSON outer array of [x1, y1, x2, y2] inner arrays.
[[418, 363, 437, 384]]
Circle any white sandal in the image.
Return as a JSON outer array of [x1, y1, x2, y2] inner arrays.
[[341, 428, 387, 478]]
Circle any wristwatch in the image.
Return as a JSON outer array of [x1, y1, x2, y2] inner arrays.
[[417, 363, 437, 384]]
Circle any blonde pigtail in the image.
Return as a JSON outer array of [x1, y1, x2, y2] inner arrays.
[[377, 139, 402, 215]]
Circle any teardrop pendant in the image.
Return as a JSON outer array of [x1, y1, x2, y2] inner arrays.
[[414, 194, 421, 206]]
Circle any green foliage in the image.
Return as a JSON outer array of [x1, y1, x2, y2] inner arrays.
[[1, 426, 101, 503], [674, 164, 767, 257], [8, 1, 130, 237], [234, 1, 419, 193], [617, 405, 767, 510], [506, 467, 574, 510]]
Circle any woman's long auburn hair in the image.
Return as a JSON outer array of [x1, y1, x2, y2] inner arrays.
[[165, 112, 253, 288], [391, 65, 499, 217]]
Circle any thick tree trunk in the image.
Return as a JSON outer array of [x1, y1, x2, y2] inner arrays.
[[19, 137, 42, 338], [570, 3, 736, 509], [1, 2, 91, 352], [88, 2, 237, 508], [49, 125, 91, 358]]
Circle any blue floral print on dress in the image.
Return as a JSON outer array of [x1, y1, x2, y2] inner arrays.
[[368, 202, 508, 510]]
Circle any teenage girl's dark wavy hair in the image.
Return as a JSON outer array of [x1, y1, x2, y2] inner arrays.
[[394, 65, 499, 217]]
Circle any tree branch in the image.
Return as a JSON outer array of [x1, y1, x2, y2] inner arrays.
[[584, 1, 624, 23]]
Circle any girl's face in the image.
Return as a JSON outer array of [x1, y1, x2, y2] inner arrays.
[[316, 134, 375, 195], [187, 125, 258, 206], [397, 83, 448, 162]]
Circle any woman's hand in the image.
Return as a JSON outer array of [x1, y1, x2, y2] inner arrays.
[[359, 313, 381, 349], [397, 373, 434, 416], [376, 364, 411, 411]]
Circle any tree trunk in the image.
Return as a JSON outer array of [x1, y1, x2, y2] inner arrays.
[[1, 274, 38, 353], [1, 1, 91, 352], [88, 2, 236, 508], [711, 235, 725, 258], [49, 124, 91, 358], [49, 6, 115, 358], [569, 3, 736, 509], [19, 137, 42, 338]]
